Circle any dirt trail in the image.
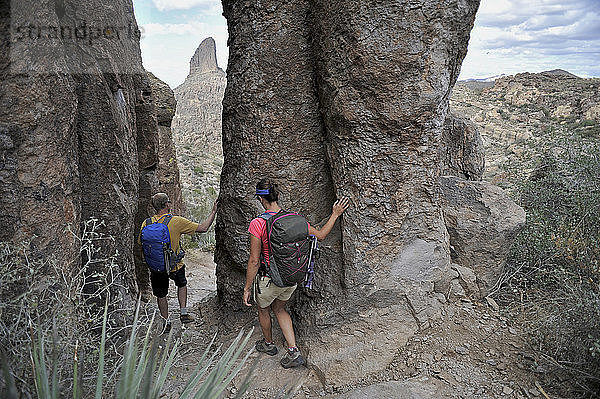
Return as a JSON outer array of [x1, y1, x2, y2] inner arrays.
[[155, 250, 547, 399]]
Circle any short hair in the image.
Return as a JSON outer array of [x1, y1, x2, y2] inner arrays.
[[151, 193, 170, 212], [256, 178, 279, 203]]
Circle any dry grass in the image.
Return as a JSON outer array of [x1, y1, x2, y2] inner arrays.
[[0, 219, 139, 397], [0, 218, 256, 398], [499, 139, 600, 398]]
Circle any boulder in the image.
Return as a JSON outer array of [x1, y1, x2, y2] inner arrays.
[[218, 0, 481, 385], [440, 176, 526, 296], [449, 263, 479, 299], [441, 112, 485, 180]]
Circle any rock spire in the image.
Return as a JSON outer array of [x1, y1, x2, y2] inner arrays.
[[189, 37, 220, 74]]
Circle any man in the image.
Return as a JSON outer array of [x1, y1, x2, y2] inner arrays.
[[243, 179, 349, 368], [140, 192, 217, 334]]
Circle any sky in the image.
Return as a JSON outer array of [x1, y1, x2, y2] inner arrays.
[[133, 0, 600, 89]]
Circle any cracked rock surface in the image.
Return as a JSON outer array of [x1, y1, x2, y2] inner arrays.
[[216, 0, 485, 384]]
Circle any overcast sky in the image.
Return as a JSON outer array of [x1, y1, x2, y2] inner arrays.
[[133, 0, 600, 88]]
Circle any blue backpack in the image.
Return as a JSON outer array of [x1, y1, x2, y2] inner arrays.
[[140, 215, 184, 274]]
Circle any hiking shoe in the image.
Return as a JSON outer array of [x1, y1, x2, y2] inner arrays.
[[161, 321, 172, 335], [180, 314, 195, 324], [255, 339, 278, 356], [280, 347, 305, 369]]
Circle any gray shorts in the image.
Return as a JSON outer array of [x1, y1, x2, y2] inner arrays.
[[256, 276, 296, 308]]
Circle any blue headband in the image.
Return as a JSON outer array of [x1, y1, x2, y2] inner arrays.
[[255, 189, 270, 196]]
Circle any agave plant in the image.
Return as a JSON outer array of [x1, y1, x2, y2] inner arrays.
[[2, 301, 254, 399]]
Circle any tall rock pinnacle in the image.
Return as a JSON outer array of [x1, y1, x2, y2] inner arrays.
[[173, 37, 226, 239], [217, 0, 485, 385], [189, 37, 219, 74]]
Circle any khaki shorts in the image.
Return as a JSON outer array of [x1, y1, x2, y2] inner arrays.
[[255, 276, 297, 308]]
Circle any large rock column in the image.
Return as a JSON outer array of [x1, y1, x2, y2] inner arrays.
[[307, 0, 480, 382], [217, 0, 481, 384], [216, 0, 337, 309], [133, 72, 185, 295], [2, 0, 157, 302]]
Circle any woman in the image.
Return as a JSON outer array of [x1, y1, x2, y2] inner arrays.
[[243, 178, 349, 368]]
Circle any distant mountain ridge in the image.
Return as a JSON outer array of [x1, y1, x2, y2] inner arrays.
[[461, 73, 506, 83], [460, 69, 580, 84], [451, 69, 600, 187]]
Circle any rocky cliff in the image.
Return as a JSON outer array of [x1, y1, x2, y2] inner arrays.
[[216, 0, 502, 383], [1, 0, 182, 309], [148, 72, 184, 215], [172, 37, 225, 228], [133, 72, 184, 293], [2, 0, 149, 299]]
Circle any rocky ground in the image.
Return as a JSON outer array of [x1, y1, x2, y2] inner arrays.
[[152, 249, 551, 399]]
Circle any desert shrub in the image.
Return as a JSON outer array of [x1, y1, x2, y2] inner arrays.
[[3, 302, 254, 399], [0, 219, 253, 398], [0, 218, 133, 397], [193, 166, 204, 175], [502, 138, 600, 396], [183, 188, 218, 252]]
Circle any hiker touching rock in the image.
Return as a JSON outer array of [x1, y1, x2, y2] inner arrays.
[[244, 178, 349, 368], [140, 193, 217, 335]]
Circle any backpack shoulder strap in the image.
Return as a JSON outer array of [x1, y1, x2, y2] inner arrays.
[[145, 217, 152, 226], [258, 212, 273, 221], [161, 215, 173, 225], [265, 209, 289, 220]]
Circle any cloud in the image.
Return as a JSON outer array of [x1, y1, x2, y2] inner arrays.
[[474, 0, 599, 42], [151, 0, 219, 12], [476, 0, 596, 27], [139, 20, 228, 87], [458, 0, 600, 78], [142, 21, 208, 36]]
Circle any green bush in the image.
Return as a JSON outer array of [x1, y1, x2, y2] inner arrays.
[[193, 166, 204, 175], [503, 139, 600, 396], [182, 188, 218, 252]]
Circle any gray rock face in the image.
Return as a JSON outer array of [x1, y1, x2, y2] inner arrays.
[[440, 176, 526, 296], [148, 72, 184, 215], [441, 112, 485, 180], [190, 37, 219, 75], [132, 72, 184, 293], [217, 0, 481, 384], [1, 0, 158, 299]]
